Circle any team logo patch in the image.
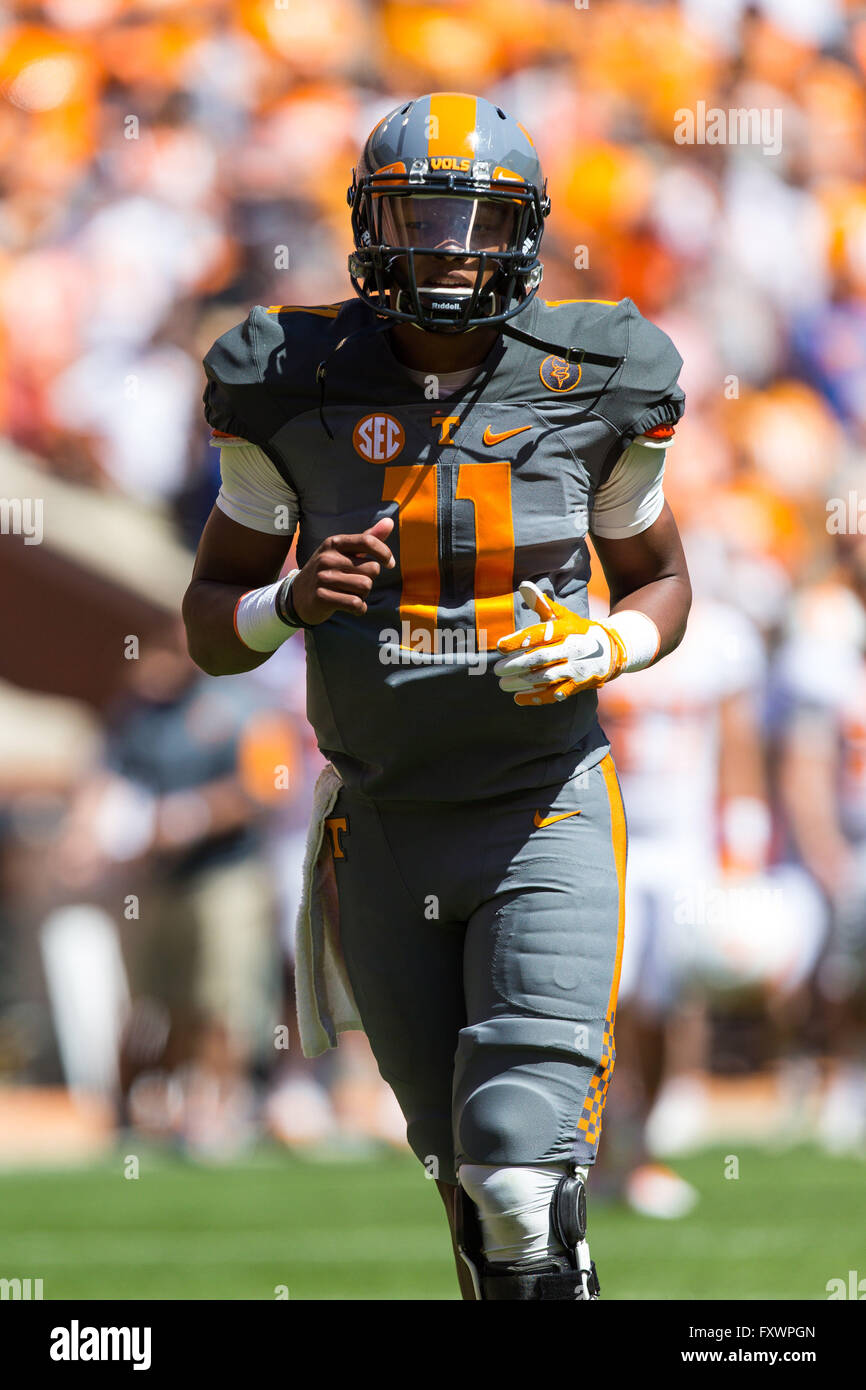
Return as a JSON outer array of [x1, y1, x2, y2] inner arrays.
[[353, 413, 405, 462], [325, 816, 349, 860], [540, 355, 582, 393]]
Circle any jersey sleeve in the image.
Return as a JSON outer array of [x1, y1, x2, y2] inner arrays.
[[202, 306, 291, 455], [202, 309, 261, 439], [203, 376, 250, 441], [589, 439, 668, 539], [214, 439, 299, 537], [605, 299, 686, 454]]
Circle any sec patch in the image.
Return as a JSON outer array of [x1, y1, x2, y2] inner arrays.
[[353, 413, 405, 462], [540, 355, 582, 392]]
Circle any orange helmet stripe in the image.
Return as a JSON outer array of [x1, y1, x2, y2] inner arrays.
[[427, 92, 477, 159]]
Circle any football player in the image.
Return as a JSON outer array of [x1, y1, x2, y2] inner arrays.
[[183, 93, 691, 1299]]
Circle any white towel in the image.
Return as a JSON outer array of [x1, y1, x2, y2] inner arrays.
[[294, 762, 363, 1057]]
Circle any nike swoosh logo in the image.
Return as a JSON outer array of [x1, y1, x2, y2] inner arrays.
[[582, 641, 604, 661], [483, 425, 531, 446], [533, 810, 581, 828]]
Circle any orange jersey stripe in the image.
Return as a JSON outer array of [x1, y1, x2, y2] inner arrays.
[[599, 752, 628, 1018], [543, 298, 619, 307], [266, 304, 340, 317], [427, 92, 476, 158]]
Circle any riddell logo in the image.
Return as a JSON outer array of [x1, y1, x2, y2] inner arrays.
[[353, 413, 405, 462]]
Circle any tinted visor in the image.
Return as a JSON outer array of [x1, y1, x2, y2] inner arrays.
[[378, 195, 520, 254]]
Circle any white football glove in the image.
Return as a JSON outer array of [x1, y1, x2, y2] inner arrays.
[[494, 581, 628, 705]]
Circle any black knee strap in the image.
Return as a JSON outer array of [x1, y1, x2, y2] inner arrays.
[[482, 1256, 601, 1301]]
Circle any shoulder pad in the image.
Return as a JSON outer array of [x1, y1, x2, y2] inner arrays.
[[536, 298, 684, 443], [610, 299, 685, 447], [201, 301, 352, 446]]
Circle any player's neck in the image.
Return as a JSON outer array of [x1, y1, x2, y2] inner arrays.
[[387, 321, 500, 375]]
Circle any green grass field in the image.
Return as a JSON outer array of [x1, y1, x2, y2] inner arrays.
[[0, 1144, 861, 1300]]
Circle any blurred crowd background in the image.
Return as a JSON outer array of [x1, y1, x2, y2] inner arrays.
[[2, 0, 866, 1212]]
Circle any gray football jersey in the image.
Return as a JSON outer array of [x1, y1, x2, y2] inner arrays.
[[203, 296, 685, 800]]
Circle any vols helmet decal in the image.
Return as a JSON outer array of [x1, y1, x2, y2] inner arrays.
[[540, 355, 583, 392], [347, 92, 550, 334]]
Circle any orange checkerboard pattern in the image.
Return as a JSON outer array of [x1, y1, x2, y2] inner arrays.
[[576, 1012, 616, 1150]]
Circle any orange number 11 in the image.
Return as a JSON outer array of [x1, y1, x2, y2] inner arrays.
[[381, 462, 515, 650]]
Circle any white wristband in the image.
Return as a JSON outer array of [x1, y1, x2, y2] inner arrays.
[[234, 571, 300, 652], [606, 609, 661, 673]]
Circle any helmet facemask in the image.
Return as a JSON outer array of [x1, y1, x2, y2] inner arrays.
[[349, 173, 547, 333]]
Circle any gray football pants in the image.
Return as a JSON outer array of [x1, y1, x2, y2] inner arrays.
[[328, 753, 626, 1186]]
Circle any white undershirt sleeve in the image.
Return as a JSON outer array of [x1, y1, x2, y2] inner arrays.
[[589, 438, 669, 540], [214, 438, 299, 537]]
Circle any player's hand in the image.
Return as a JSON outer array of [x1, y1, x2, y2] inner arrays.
[[291, 517, 395, 624], [494, 580, 627, 705]]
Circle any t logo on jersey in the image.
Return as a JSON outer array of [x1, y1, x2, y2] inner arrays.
[[325, 816, 349, 859], [432, 413, 460, 444], [353, 413, 405, 462]]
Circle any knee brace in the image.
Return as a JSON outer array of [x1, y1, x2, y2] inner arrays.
[[456, 1162, 600, 1301]]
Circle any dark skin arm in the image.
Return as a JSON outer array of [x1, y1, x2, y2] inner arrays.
[[185, 500, 689, 676], [591, 500, 692, 657], [182, 508, 394, 676]]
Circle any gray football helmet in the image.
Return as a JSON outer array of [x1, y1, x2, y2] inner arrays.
[[348, 92, 550, 333]]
